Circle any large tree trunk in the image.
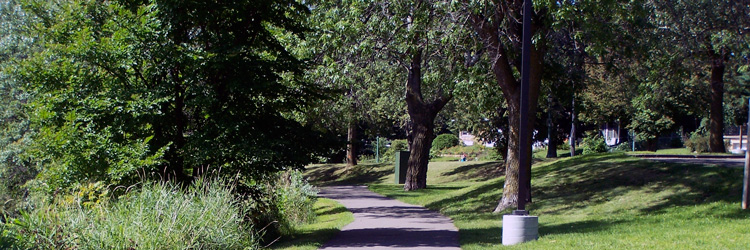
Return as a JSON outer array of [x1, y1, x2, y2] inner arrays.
[[165, 67, 189, 183], [470, 5, 544, 212], [403, 49, 452, 191], [404, 115, 435, 190], [709, 50, 726, 153], [495, 101, 522, 211], [346, 121, 358, 168]]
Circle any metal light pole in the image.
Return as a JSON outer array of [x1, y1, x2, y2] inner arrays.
[[516, 0, 533, 215], [743, 98, 750, 209], [503, 0, 539, 245], [376, 136, 380, 164]]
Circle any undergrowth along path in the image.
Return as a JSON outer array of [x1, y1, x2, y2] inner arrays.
[[318, 186, 460, 250]]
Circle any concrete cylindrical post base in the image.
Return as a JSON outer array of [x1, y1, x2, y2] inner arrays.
[[502, 214, 539, 245]]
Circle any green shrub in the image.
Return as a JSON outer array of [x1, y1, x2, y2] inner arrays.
[[614, 142, 632, 152], [382, 139, 409, 162], [390, 139, 408, 151], [557, 141, 571, 150], [3, 178, 257, 249], [685, 131, 710, 153], [432, 134, 459, 151], [582, 133, 608, 155], [275, 170, 318, 229]]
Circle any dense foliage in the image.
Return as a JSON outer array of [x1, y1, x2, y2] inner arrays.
[[581, 133, 608, 155], [432, 134, 460, 151], [14, 0, 329, 192], [0, 0, 36, 217]]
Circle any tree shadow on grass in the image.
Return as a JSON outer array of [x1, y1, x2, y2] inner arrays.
[[458, 219, 624, 246], [306, 163, 393, 186], [530, 153, 747, 217], [268, 228, 341, 249], [439, 161, 504, 182], [539, 219, 625, 236], [314, 204, 350, 217], [423, 179, 505, 218], [459, 227, 503, 247]]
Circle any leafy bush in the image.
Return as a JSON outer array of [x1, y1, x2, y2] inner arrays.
[[557, 141, 571, 150], [685, 131, 710, 153], [3, 179, 257, 249], [614, 142, 632, 152], [432, 134, 459, 151], [275, 170, 318, 229], [582, 133, 608, 155], [382, 139, 409, 162], [390, 139, 408, 152]]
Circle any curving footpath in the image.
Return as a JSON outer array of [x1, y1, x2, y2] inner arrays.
[[318, 186, 460, 250]]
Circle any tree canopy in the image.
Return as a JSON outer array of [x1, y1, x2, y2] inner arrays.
[[15, 0, 330, 191]]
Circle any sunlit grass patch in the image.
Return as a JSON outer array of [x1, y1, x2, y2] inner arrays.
[[269, 198, 354, 250], [368, 153, 750, 249]]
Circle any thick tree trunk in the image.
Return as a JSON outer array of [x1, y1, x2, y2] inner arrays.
[[404, 117, 434, 190], [646, 138, 658, 152], [469, 3, 543, 212], [346, 121, 358, 168], [492, 52, 542, 212], [709, 52, 726, 153], [165, 67, 189, 183], [403, 49, 451, 191], [495, 102, 522, 211]]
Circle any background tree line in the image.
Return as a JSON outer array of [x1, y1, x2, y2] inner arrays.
[[300, 0, 749, 211]]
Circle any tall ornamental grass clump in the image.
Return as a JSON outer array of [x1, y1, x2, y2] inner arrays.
[[275, 170, 317, 228], [2, 179, 257, 249]]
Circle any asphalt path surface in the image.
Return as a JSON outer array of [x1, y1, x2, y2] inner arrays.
[[318, 186, 460, 250]]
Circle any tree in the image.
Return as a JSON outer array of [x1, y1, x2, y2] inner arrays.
[[301, 0, 408, 166], [307, 0, 473, 191], [18, 0, 329, 190], [465, 0, 651, 212], [651, 0, 750, 153], [465, 0, 546, 212]]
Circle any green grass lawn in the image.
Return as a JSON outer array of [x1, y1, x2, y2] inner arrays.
[[307, 153, 750, 249], [628, 147, 737, 155], [270, 198, 354, 250]]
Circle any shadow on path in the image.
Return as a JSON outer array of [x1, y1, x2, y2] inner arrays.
[[318, 186, 460, 250]]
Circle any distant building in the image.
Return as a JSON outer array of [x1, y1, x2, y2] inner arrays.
[[459, 131, 475, 146], [600, 122, 622, 146], [725, 125, 748, 154], [459, 131, 496, 148]]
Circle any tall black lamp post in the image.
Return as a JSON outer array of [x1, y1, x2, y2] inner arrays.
[[517, 0, 533, 215], [502, 0, 539, 245]]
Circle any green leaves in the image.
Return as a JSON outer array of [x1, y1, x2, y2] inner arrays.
[[11, 0, 331, 191]]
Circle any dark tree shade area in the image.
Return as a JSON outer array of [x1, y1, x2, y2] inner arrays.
[[10, 0, 332, 191]]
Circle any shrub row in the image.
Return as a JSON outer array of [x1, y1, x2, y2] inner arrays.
[[0, 170, 317, 249]]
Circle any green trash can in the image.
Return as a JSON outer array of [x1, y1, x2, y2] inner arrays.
[[395, 151, 409, 184]]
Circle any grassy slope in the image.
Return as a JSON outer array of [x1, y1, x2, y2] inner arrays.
[[270, 198, 354, 250], [311, 153, 750, 249], [628, 148, 737, 155]]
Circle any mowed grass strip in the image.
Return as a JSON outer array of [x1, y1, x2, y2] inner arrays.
[[270, 198, 354, 250], [363, 153, 750, 249]]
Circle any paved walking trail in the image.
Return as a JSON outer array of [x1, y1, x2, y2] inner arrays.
[[318, 186, 460, 250]]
